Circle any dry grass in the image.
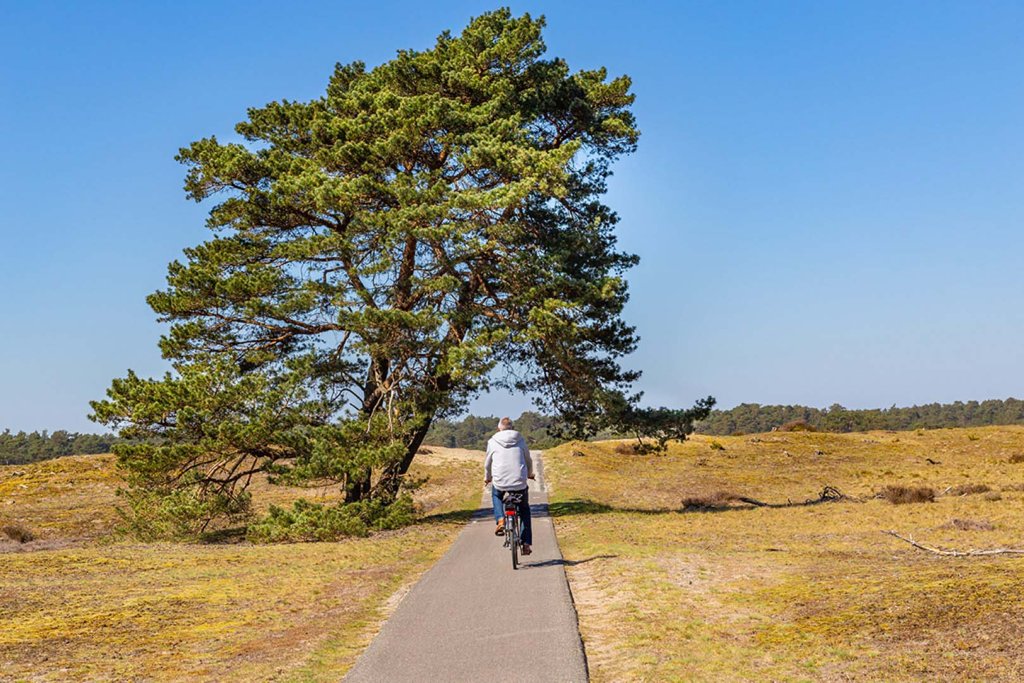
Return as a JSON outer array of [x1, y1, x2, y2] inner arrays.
[[545, 426, 1024, 682], [0, 448, 483, 681], [0, 454, 122, 542], [948, 483, 992, 496], [944, 518, 995, 531]]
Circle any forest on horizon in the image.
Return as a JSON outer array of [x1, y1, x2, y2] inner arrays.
[[425, 397, 1024, 449], [0, 430, 120, 466], [4, 398, 1022, 466]]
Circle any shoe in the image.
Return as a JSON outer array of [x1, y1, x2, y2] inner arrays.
[[494, 520, 505, 536], [521, 544, 532, 555]]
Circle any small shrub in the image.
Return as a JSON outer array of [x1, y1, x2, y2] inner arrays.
[[709, 440, 726, 451], [681, 490, 739, 510], [944, 518, 994, 531], [778, 419, 816, 432], [948, 483, 991, 496], [967, 433, 980, 441], [571, 449, 586, 457], [247, 495, 415, 543], [614, 442, 639, 455], [1002, 483, 1024, 492], [983, 491, 1003, 502], [115, 483, 252, 541], [880, 485, 935, 504], [2, 523, 35, 543], [1008, 453, 1024, 464], [416, 447, 434, 455]]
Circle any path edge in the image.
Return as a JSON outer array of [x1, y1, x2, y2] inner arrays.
[[537, 451, 592, 681]]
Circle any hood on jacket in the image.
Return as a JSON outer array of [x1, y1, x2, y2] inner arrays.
[[490, 429, 522, 448]]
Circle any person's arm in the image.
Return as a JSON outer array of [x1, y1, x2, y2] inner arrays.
[[484, 448, 493, 483], [522, 439, 535, 479]]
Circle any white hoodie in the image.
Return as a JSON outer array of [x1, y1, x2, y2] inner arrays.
[[484, 429, 534, 491]]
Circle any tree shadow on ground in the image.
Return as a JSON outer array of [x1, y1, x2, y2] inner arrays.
[[547, 500, 683, 517], [419, 507, 488, 525], [547, 494, 851, 519], [199, 507, 480, 544], [200, 526, 248, 544]]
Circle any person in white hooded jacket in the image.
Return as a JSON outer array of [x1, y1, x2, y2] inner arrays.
[[484, 416, 535, 554]]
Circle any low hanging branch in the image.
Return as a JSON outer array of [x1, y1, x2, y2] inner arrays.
[[883, 530, 1024, 557]]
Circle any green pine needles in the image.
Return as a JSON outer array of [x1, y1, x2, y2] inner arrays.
[[92, 9, 709, 540]]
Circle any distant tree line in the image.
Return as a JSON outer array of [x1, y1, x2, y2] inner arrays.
[[424, 412, 564, 450], [10, 397, 1021, 466], [425, 398, 1024, 446], [0, 430, 122, 466], [694, 398, 1024, 435]]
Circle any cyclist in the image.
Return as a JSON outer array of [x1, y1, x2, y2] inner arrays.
[[483, 417, 535, 555]]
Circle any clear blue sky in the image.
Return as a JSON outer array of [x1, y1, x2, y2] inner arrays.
[[2, 1, 1022, 433]]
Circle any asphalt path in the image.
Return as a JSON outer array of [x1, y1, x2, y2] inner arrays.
[[344, 452, 588, 683]]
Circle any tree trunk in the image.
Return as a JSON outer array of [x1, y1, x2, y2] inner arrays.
[[375, 418, 433, 501], [347, 353, 390, 503], [345, 472, 373, 503]]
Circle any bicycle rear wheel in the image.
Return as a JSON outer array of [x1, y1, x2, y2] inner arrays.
[[510, 514, 519, 569]]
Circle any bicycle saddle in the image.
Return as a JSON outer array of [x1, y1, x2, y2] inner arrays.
[[502, 491, 524, 506]]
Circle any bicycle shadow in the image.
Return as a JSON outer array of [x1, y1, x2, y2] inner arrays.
[[519, 554, 617, 569]]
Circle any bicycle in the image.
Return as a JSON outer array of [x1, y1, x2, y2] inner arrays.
[[501, 490, 524, 569]]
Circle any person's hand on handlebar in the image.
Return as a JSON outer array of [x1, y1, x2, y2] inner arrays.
[[528, 474, 536, 480]]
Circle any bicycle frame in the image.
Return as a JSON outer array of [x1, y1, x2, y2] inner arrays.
[[502, 497, 521, 569]]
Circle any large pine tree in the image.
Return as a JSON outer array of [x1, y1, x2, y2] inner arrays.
[[92, 9, 709, 535]]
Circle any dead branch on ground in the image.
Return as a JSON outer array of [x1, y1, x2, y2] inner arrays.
[[738, 486, 848, 508], [883, 530, 1024, 557]]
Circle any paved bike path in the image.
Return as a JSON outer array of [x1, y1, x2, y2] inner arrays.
[[344, 452, 588, 683]]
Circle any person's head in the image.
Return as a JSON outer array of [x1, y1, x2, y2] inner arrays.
[[498, 416, 514, 432]]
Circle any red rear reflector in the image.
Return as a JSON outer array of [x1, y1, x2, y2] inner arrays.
[[505, 510, 515, 516]]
